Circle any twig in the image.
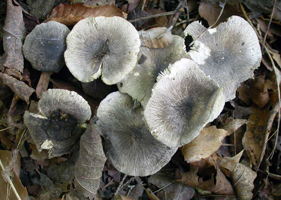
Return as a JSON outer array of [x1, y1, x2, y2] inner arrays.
[[263, 0, 277, 50], [189, 0, 226, 47], [0, 126, 13, 132], [153, 180, 175, 193], [129, 11, 177, 23], [0, 159, 22, 200], [114, 174, 127, 196]]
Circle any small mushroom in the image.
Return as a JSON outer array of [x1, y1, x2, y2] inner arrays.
[[23, 21, 70, 73], [24, 89, 91, 158], [144, 58, 225, 148], [118, 27, 187, 107], [64, 16, 141, 85], [184, 16, 262, 101], [96, 91, 177, 176]]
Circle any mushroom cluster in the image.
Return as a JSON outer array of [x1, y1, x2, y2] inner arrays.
[[23, 15, 262, 180]]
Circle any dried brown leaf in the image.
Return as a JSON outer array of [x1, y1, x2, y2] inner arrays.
[[182, 126, 228, 163], [0, 150, 28, 200], [219, 153, 256, 200], [35, 72, 51, 99], [48, 3, 124, 26], [242, 108, 270, 166], [0, 73, 34, 103], [74, 120, 106, 199], [2, 0, 25, 73]]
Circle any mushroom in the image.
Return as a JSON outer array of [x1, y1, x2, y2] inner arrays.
[[118, 27, 187, 107], [24, 89, 91, 158], [184, 15, 262, 101], [144, 58, 225, 148], [23, 21, 70, 73], [96, 91, 177, 176], [64, 16, 141, 85]]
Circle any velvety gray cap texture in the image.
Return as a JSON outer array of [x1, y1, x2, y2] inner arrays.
[[23, 21, 70, 73], [184, 16, 262, 101], [144, 58, 225, 148], [97, 91, 177, 176], [64, 16, 140, 85]]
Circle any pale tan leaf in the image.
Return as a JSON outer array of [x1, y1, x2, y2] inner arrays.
[[182, 126, 228, 163], [69, 0, 115, 6], [48, 3, 124, 26], [218, 151, 243, 171], [74, 120, 106, 199], [145, 188, 160, 200]]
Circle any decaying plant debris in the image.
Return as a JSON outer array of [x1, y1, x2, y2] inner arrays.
[[0, 0, 281, 199]]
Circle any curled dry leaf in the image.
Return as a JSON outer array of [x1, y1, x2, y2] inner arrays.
[[219, 152, 257, 200], [48, 3, 124, 26], [2, 0, 25, 73], [0, 73, 34, 103], [242, 107, 270, 166], [0, 150, 28, 200], [74, 120, 107, 199], [181, 126, 229, 163]]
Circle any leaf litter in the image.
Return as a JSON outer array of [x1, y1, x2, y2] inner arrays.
[[0, 0, 281, 199]]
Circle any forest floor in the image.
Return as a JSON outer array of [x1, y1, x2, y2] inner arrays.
[[0, 0, 281, 199]]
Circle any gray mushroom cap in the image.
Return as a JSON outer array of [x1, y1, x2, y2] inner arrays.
[[144, 58, 225, 148], [38, 89, 91, 123], [184, 15, 262, 101], [23, 21, 70, 73], [118, 27, 187, 107], [96, 91, 177, 176], [64, 16, 141, 85], [24, 89, 91, 158]]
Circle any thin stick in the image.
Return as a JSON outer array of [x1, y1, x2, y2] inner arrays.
[[0, 126, 13, 132], [0, 159, 21, 200], [263, 0, 277, 49], [189, 0, 226, 46], [129, 11, 177, 23], [153, 180, 175, 193], [114, 174, 127, 196]]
